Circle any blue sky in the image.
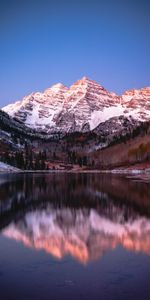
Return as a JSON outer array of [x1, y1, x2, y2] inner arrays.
[[0, 0, 150, 106]]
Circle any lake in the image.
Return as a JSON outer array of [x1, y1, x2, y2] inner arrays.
[[0, 172, 150, 300]]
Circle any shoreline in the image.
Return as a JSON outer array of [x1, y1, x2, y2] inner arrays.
[[0, 168, 150, 175], [0, 160, 150, 177], [1, 167, 150, 184]]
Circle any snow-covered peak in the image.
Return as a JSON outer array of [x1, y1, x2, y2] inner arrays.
[[51, 82, 66, 89], [2, 78, 150, 134], [123, 86, 150, 95], [122, 87, 150, 102], [45, 83, 68, 94], [81, 76, 89, 81], [71, 76, 104, 90], [122, 86, 150, 108], [75, 76, 96, 84]]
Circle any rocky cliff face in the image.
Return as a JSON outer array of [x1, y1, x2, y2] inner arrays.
[[2, 77, 124, 133], [122, 87, 150, 120], [2, 77, 150, 143]]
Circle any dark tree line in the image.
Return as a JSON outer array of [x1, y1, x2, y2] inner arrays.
[[109, 121, 150, 148], [67, 151, 88, 167], [1, 149, 48, 170]]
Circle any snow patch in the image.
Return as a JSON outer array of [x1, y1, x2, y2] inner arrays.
[[0, 161, 20, 172], [90, 105, 125, 130]]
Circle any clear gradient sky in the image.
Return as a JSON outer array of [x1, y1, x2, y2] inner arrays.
[[0, 0, 150, 106]]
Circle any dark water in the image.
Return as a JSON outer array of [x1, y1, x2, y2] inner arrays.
[[0, 173, 150, 300]]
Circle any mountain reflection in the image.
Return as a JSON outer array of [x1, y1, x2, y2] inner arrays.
[[0, 173, 150, 264]]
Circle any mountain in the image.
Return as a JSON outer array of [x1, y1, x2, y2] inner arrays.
[[1, 78, 150, 171], [4, 77, 149, 134]]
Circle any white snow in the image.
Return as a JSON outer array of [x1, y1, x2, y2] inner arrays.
[[89, 105, 125, 130], [0, 161, 20, 172], [2, 78, 150, 133]]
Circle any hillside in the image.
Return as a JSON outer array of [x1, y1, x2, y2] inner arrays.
[[91, 123, 150, 169]]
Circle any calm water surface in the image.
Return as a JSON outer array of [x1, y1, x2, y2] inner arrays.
[[0, 173, 150, 300]]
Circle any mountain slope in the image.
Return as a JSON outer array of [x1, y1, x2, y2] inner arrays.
[[2, 77, 150, 134], [122, 87, 150, 120], [92, 121, 150, 169], [0, 109, 44, 151], [1, 77, 126, 133], [0, 108, 149, 171]]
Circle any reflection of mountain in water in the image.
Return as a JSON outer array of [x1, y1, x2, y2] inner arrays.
[[2, 205, 150, 264], [0, 173, 150, 264]]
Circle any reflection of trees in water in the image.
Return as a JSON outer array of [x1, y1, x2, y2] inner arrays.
[[0, 173, 150, 220]]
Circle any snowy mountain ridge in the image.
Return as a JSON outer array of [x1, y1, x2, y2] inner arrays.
[[2, 77, 150, 133]]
